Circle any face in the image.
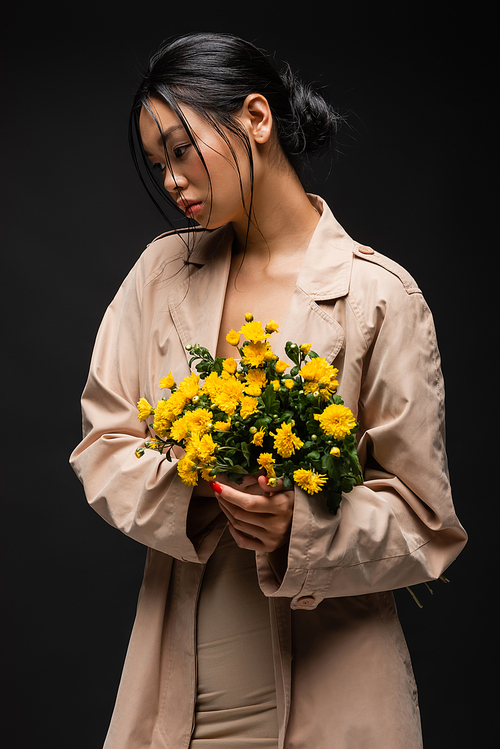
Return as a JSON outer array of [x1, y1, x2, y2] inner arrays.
[[139, 96, 252, 229]]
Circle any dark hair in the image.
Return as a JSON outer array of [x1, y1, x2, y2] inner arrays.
[[129, 32, 341, 233]]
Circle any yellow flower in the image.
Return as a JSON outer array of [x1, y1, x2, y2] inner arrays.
[[314, 404, 357, 439], [271, 380, 280, 391], [177, 455, 199, 486], [300, 358, 339, 399], [251, 427, 266, 446], [187, 432, 217, 464], [185, 408, 213, 435], [135, 446, 145, 458], [264, 350, 278, 362], [241, 341, 269, 368], [244, 368, 267, 395], [169, 412, 191, 442], [240, 319, 268, 343], [257, 452, 276, 479], [177, 372, 200, 400], [293, 468, 328, 494], [159, 373, 175, 390], [145, 438, 161, 450], [212, 376, 245, 415], [300, 343, 311, 355], [240, 395, 259, 420], [202, 371, 222, 399], [283, 379, 295, 390], [222, 357, 238, 375], [226, 329, 241, 346], [137, 397, 154, 421], [152, 399, 175, 438], [214, 418, 231, 431], [274, 360, 288, 374], [330, 446, 341, 457], [270, 422, 304, 458], [265, 319, 280, 334], [244, 312, 254, 322]]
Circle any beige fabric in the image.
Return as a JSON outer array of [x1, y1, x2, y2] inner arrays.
[[190, 527, 278, 747], [70, 196, 467, 748]]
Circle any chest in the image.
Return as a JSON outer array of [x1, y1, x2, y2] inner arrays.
[[216, 256, 301, 359]]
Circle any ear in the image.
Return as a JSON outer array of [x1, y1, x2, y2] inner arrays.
[[240, 94, 273, 145]]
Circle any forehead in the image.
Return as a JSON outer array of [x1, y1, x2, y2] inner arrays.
[[139, 96, 185, 145]]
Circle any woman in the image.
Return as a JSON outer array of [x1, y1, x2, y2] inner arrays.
[[70, 32, 467, 749]]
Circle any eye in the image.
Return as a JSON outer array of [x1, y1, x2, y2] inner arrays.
[[153, 162, 166, 172], [173, 144, 189, 159]]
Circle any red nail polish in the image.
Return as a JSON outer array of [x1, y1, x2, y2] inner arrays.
[[209, 481, 223, 493]]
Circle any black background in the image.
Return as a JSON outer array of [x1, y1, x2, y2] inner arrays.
[[2, 3, 495, 747]]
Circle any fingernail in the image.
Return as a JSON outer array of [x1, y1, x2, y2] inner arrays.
[[209, 481, 223, 493]]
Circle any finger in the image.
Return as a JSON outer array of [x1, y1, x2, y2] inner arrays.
[[217, 496, 270, 532], [212, 481, 276, 513], [257, 475, 286, 494]]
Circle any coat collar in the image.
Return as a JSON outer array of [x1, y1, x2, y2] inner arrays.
[[168, 196, 352, 367]]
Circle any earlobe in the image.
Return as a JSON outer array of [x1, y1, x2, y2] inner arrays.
[[242, 94, 273, 144]]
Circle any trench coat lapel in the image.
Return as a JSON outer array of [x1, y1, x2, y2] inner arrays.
[[168, 196, 354, 368], [168, 225, 233, 368], [274, 196, 354, 364]]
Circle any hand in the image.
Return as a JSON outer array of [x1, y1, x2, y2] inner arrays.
[[209, 475, 294, 553]]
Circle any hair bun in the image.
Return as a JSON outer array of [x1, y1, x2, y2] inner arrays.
[[278, 65, 341, 160]]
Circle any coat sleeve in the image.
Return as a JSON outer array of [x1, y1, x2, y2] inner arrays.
[[69, 253, 226, 563], [255, 269, 467, 609]]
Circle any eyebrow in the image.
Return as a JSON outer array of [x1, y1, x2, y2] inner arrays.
[[144, 124, 185, 157]]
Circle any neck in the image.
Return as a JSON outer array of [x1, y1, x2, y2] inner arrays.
[[230, 166, 320, 262]]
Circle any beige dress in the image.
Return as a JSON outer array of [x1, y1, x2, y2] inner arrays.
[[190, 527, 278, 747]]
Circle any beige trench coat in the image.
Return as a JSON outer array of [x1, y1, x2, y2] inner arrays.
[[70, 196, 467, 749]]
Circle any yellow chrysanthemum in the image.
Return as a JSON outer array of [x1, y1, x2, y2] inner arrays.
[[169, 412, 191, 442], [300, 343, 311, 355], [186, 408, 213, 435], [177, 455, 199, 486], [214, 419, 231, 431], [300, 358, 339, 399], [330, 446, 341, 457], [283, 379, 295, 390], [265, 319, 279, 334], [226, 329, 241, 346], [244, 368, 267, 396], [251, 427, 266, 446], [274, 360, 288, 374], [270, 422, 304, 458], [177, 372, 200, 400], [271, 380, 280, 391], [137, 397, 154, 422], [240, 320, 268, 343], [314, 404, 357, 439], [293, 468, 328, 494], [240, 395, 259, 420], [222, 357, 238, 375], [244, 312, 254, 322], [241, 341, 269, 368], [257, 452, 276, 479], [212, 376, 245, 415], [159, 373, 175, 390], [186, 432, 217, 464], [145, 438, 161, 450], [202, 371, 222, 400], [152, 399, 175, 438]]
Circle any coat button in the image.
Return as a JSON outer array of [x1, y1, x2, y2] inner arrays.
[[358, 245, 375, 254], [297, 596, 315, 607]]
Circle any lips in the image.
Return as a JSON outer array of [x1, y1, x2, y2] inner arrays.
[[177, 198, 203, 218]]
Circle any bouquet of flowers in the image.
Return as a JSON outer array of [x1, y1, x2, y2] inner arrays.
[[135, 315, 363, 513]]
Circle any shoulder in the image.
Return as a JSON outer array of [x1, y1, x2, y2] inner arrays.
[[138, 225, 208, 280], [350, 244, 421, 297]]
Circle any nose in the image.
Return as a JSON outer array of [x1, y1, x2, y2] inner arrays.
[[163, 168, 188, 194]]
